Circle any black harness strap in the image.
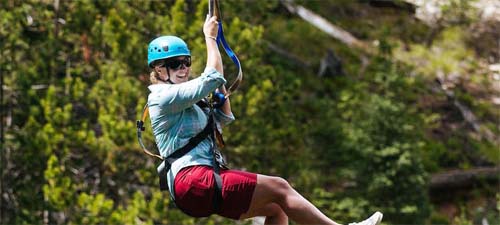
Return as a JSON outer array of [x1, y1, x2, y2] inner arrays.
[[212, 166, 223, 213], [158, 114, 214, 190], [157, 101, 224, 213], [210, 113, 224, 213]]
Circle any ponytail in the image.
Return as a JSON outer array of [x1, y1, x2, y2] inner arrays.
[[150, 70, 160, 84]]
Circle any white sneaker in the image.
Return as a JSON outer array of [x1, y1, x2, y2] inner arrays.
[[348, 211, 383, 225]]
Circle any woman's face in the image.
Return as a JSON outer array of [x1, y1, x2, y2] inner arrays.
[[157, 56, 191, 84]]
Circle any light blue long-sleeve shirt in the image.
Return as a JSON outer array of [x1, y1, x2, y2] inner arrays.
[[147, 67, 235, 196]]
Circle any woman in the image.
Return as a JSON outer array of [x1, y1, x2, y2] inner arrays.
[[146, 15, 383, 225]]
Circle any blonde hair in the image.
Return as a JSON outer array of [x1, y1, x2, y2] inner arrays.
[[150, 70, 160, 84]]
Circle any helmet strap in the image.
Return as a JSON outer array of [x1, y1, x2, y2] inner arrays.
[[156, 76, 170, 84], [154, 66, 175, 84], [166, 69, 175, 84]]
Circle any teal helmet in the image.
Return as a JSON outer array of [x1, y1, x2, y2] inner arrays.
[[147, 36, 190, 68]]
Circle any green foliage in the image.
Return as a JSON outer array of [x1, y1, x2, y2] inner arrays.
[[439, 0, 480, 26], [44, 155, 76, 210], [75, 193, 114, 224], [2, 0, 496, 224], [394, 24, 499, 169], [395, 27, 476, 78], [452, 208, 474, 225], [304, 56, 432, 224]]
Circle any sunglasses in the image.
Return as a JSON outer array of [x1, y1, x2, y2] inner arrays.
[[161, 57, 191, 70]]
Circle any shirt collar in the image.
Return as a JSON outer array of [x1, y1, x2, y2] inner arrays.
[[148, 84, 170, 92]]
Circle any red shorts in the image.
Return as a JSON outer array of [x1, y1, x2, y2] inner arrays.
[[174, 165, 257, 219]]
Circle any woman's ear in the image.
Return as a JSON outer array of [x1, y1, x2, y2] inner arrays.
[[154, 66, 162, 74]]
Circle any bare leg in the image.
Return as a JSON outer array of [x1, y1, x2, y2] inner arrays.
[[240, 202, 288, 225], [240, 174, 341, 225]]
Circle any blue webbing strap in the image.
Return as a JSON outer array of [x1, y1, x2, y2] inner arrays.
[[216, 22, 243, 97], [209, 0, 243, 97]]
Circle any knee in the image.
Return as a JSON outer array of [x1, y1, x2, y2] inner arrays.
[[269, 176, 292, 200]]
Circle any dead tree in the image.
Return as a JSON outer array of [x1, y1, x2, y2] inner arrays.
[[430, 166, 500, 191]]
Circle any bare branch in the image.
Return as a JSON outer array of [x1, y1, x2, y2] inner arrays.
[[430, 166, 500, 190], [434, 76, 498, 145], [281, 0, 374, 54]]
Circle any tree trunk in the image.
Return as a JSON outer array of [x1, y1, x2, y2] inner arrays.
[[281, 0, 374, 54], [430, 166, 500, 191]]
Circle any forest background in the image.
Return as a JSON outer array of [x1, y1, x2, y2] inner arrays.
[[1, 0, 499, 224]]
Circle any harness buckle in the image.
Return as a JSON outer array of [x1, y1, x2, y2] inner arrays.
[[214, 149, 228, 169], [136, 120, 145, 131]]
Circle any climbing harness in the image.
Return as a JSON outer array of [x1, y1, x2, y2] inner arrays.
[[136, 0, 243, 215], [136, 99, 227, 213]]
